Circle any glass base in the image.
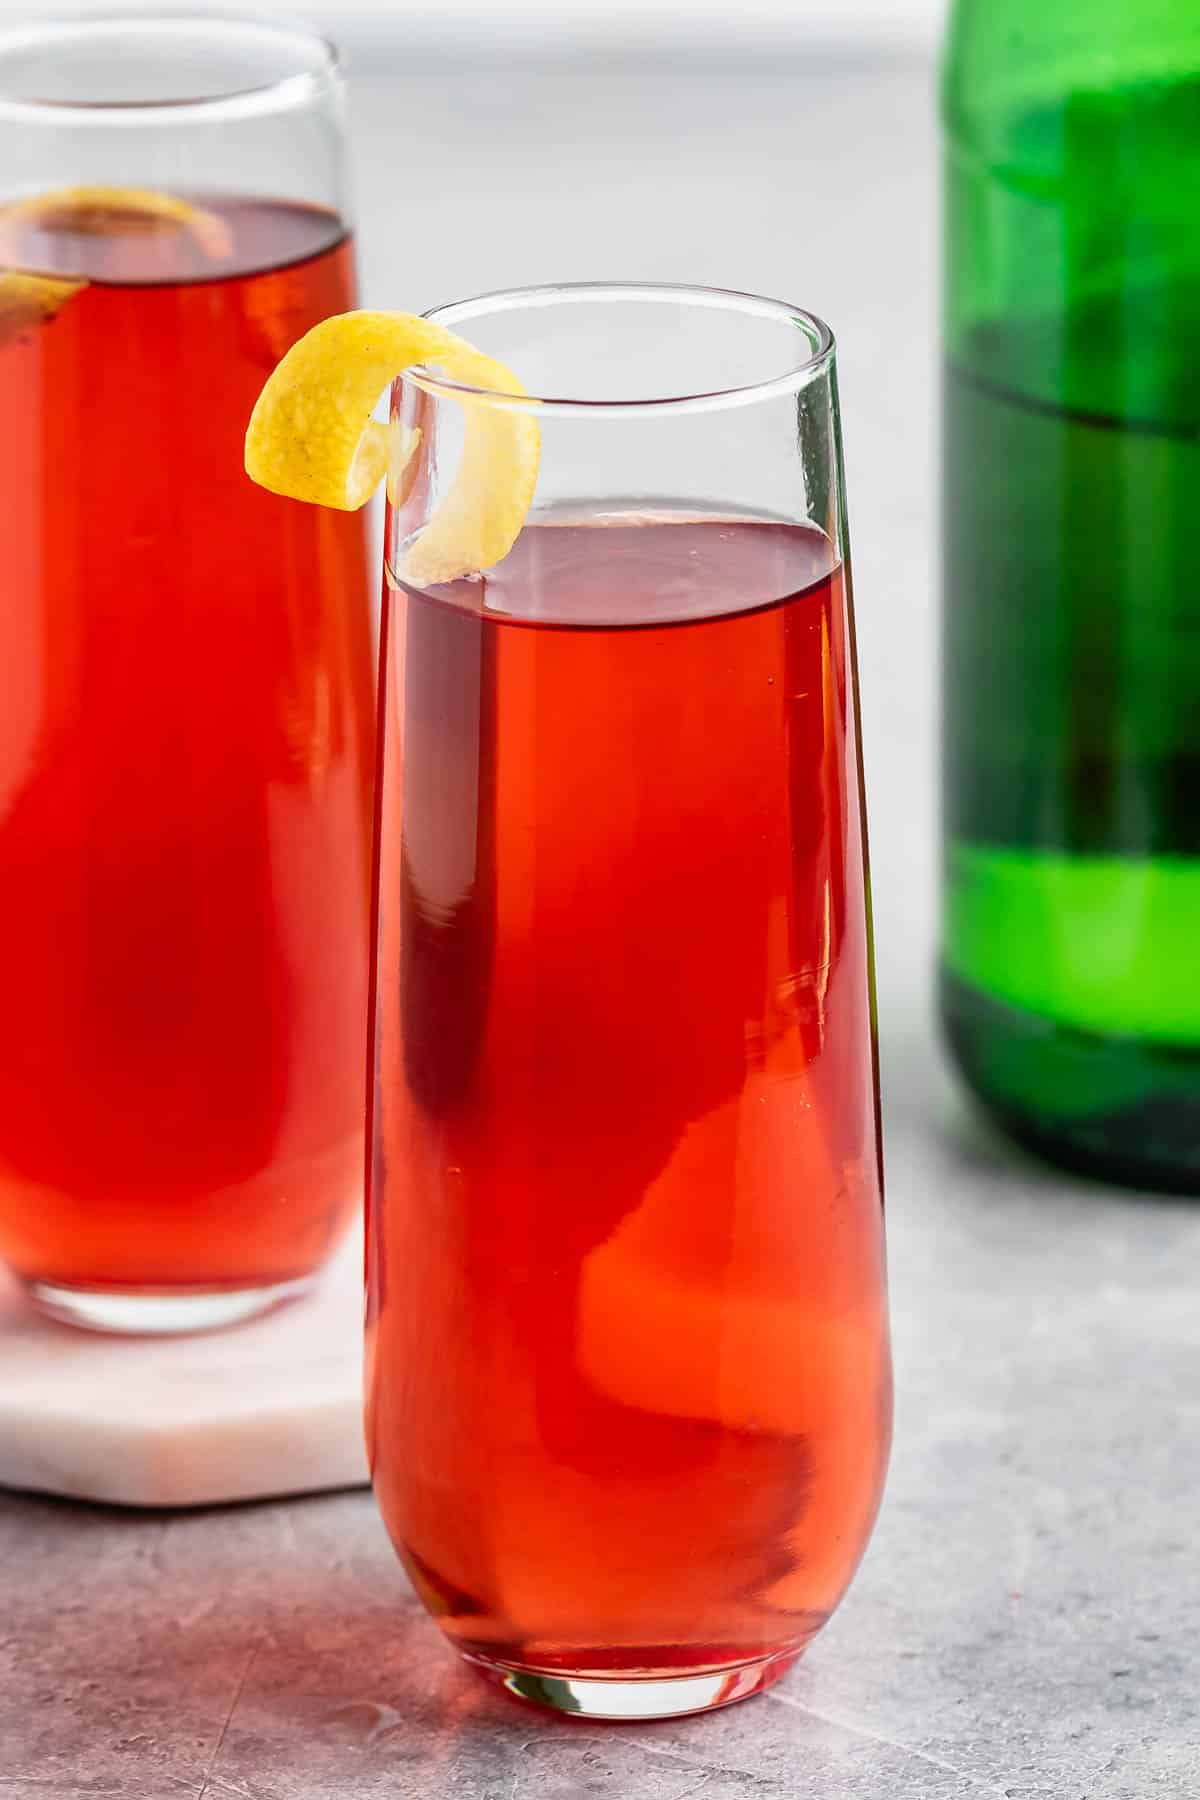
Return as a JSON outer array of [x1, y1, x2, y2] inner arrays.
[[941, 964, 1200, 1195], [465, 1647, 801, 1720], [26, 1273, 317, 1336]]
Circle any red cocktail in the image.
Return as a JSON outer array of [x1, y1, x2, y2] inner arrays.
[[0, 21, 374, 1330], [362, 284, 891, 1719], [369, 512, 888, 1688]]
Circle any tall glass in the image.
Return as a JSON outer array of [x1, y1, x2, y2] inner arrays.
[[0, 19, 375, 1331], [365, 285, 891, 1719]]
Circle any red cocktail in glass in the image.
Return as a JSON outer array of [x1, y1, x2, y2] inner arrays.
[[0, 20, 374, 1330], [365, 286, 891, 1718]]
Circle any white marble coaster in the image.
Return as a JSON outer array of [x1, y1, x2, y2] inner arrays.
[[0, 1227, 369, 1509]]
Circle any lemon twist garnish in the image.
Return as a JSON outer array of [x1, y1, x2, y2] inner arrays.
[[0, 270, 87, 346], [0, 186, 232, 261], [244, 310, 540, 587], [0, 186, 233, 345]]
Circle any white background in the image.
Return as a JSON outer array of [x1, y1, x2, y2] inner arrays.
[[0, 0, 945, 55]]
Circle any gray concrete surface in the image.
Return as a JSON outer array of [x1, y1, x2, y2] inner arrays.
[[4, 54, 1200, 1800]]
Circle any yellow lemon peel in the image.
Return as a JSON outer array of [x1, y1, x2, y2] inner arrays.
[[243, 309, 540, 587], [0, 270, 87, 346], [0, 186, 232, 260]]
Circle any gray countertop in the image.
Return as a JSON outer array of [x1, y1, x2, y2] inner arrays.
[[4, 53, 1200, 1800]]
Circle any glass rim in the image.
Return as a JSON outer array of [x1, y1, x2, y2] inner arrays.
[[0, 11, 342, 126], [410, 282, 837, 420]]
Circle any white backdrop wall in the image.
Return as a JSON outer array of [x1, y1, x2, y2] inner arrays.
[[0, 1, 945, 57]]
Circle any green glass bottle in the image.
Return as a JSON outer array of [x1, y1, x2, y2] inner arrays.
[[941, 2, 1200, 1190]]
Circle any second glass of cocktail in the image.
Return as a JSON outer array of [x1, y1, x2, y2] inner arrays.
[[357, 285, 892, 1718], [0, 17, 374, 1332]]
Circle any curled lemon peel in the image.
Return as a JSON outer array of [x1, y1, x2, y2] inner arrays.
[[0, 270, 87, 345], [0, 186, 235, 344], [384, 420, 423, 509], [0, 186, 232, 260], [243, 309, 540, 587]]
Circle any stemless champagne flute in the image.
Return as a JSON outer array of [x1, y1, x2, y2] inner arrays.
[[364, 285, 892, 1719], [0, 18, 375, 1331]]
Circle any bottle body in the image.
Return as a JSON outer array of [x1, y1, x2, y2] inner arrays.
[[941, 1, 1200, 1189]]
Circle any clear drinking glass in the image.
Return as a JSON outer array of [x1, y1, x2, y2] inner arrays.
[[365, 284, 892, 1719], [0, 18, 375, 1332]]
